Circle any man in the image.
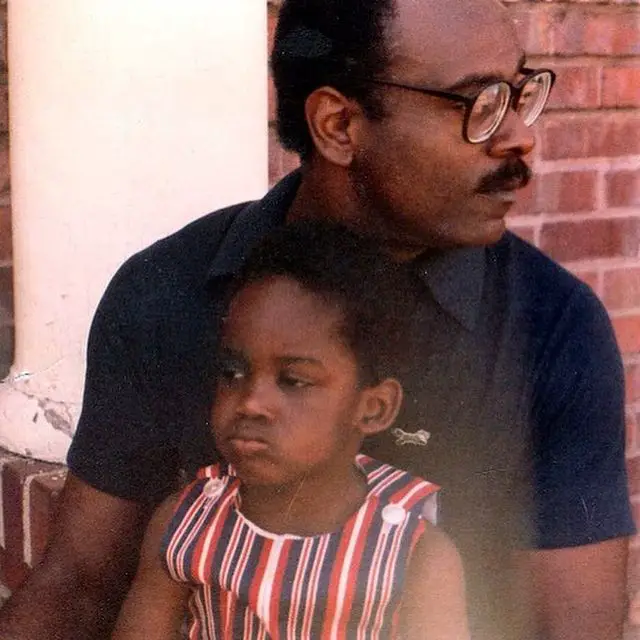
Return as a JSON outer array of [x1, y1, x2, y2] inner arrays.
[[0, 0, 633, 638]]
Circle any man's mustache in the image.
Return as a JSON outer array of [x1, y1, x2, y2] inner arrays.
[[477, 159, 532, 194]]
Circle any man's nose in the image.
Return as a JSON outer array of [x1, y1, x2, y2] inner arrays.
[[486, 109, 536, 158]]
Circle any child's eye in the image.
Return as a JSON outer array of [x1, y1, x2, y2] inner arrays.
[[217, 354, 247, 384], [222, 367, 244, 381], [218, 366, 245, 386], [279, 373, 312, 389]]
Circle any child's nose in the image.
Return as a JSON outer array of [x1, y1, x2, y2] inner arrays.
[[237, 378, 276, 419]]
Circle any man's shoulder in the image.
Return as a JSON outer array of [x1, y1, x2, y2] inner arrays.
[[102, 200, 253, 306], [128, 200, 251, 277], [495, 231, 601, 314], [493, 232, 618, 374]]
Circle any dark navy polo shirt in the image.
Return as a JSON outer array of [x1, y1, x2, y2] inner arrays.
[[68, 171, 634, 637]]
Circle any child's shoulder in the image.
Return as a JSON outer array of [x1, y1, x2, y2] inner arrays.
[[357, 453, 436, 488], [357, 454, 439, 521], [174, 462, 237, 505], [194, 461, 233, 481]]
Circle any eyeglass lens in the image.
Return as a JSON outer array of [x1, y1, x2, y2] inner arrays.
[[467, 71, 553, 143], [467, 83, 511, 143], [516, 72, 553, 126]]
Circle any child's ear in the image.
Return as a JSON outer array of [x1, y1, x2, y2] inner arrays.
[[357, 378, 403, 436]]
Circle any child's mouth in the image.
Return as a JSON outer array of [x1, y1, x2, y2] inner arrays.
[[228, 436, 269, 456]]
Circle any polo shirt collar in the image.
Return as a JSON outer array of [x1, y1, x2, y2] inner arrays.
[[207, 170, 485, 330], [207, 171, 301, 279], [416, 246, 485, 331]]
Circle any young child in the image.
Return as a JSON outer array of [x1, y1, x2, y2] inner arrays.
[[113, 221, 470, 640]]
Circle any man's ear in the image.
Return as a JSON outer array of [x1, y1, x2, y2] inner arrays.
[[305, 86, 362, 167], [356, 378, 404, 436]]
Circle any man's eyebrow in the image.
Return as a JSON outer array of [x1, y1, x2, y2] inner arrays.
[[447, 53, 528, 93], [447, 73, 506, 93]]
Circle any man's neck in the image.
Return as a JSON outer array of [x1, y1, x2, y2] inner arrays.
[[286, 163, 433, 264], [286, 163, 358, 226]]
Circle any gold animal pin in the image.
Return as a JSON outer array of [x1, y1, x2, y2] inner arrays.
[[392, 428, 431, 447]]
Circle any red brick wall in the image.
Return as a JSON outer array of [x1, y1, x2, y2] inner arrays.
[[502, 4, 640, 633], [0, 453, 66, 592], [268, 0, 640, 633]]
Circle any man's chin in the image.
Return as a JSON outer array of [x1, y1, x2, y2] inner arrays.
[[481, 217, 508, 244], [445, 219, 507, 249]]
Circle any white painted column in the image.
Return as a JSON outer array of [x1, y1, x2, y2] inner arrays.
[[0, 1, 268, 462]]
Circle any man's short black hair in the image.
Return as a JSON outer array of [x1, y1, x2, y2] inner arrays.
[[234, 220, 420, 386], [271, 0, 395, 159]]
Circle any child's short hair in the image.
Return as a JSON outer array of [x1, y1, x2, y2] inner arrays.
[[233, 220, 421, 385]]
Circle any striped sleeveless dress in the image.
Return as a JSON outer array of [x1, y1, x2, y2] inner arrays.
[[162, 454, 439, 640]]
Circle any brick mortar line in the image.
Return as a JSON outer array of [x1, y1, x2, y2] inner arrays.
[[537, 210, 640, 223], [509, 3, 640, 15], [506, 214, 640, 229], [611, 308, 640, 319], [598, 262, 640, 273], [552, 257, 640, 270], [21, 468, 64, 567], [596, 170, 608, 211], [594, 269, 605, 296], [536, 157, 640, 171], [546, 108, 640, 116], [541, 111, 640, 122], [534, 55, 640, 63], [529, 55, 640, 65]]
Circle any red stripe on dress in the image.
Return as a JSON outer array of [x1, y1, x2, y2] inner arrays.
[[226, 525, 257, 635], [389, 476, 438, 509], [334, 495, 380, 637], [167, 481, 216, 581], [301, 535, 330, 637], [357, 504, 389, 638], [266, 538, 292, 640], [320, 495, 374, 638], [195, 489, 237, 583], [218, 510, 243, 586], [287, 536, 312, 638], [246, 537, 273, 624], [372, 518, 409, 634], [370, 467, 406, 498]]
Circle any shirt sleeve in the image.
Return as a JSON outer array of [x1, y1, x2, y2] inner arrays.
[[531, 282, 635, 549], [67, 256, 181, 504]]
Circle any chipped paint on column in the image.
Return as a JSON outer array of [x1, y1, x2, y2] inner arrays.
[[0, 369, 76, 463]]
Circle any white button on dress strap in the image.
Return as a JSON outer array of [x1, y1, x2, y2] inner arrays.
[[203, 478, 223, 498], [381, 504, 406, 526]]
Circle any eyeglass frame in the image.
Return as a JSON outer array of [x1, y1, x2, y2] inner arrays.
[[367, 68, 556, 144]]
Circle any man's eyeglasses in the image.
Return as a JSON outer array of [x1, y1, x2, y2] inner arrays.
[[369, 69, 556, 144]]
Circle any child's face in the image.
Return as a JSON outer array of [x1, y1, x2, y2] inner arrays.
[[212, 276, 366, 487]]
